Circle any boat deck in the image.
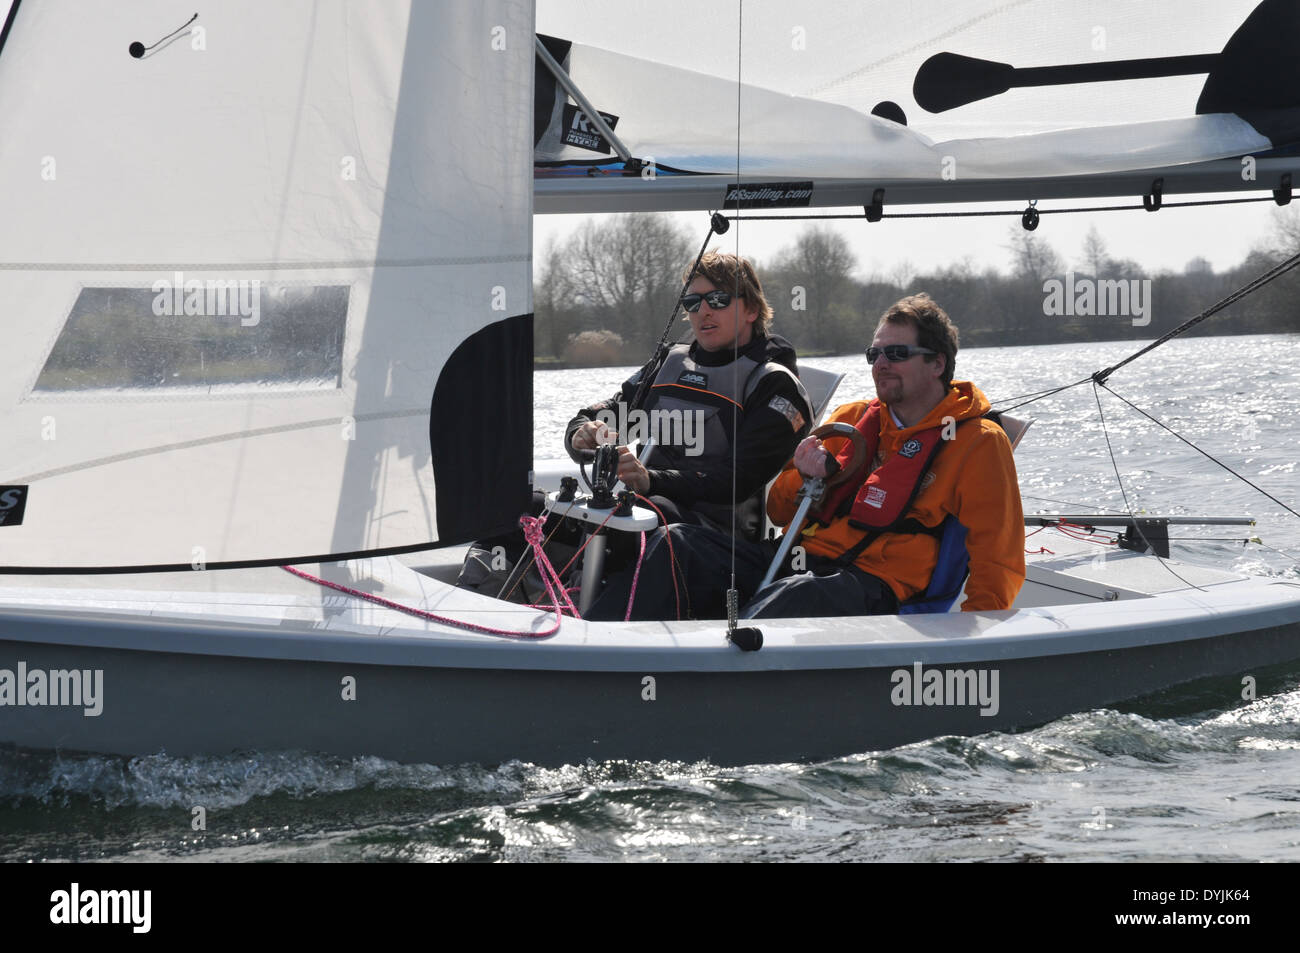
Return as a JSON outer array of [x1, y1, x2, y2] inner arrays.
[[1, 527, 1297, 765], [0, 524, 1294, 669]]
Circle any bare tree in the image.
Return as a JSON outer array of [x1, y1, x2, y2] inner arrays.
[[769, 225, 860, 352], [559, 214, 694, 351], [1006, 224, 1063, 284], [890, 258, 916, 289], [1079, 225, 1110, 277], [534, 235, 582, 359], [1269, 205, 1300, 256]]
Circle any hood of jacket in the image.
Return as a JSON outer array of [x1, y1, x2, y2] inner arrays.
[[881, 380, 990, 445]]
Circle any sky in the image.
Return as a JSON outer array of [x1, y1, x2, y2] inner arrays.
[[536, 197, 1287, 281]]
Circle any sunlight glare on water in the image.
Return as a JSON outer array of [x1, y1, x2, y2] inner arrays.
[[2, 334, 1298, 862]]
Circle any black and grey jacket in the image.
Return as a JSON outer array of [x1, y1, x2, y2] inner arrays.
[[564, 334, 812, 540]]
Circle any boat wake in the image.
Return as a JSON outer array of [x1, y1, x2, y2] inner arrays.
[[2, 667, 1296, 861]]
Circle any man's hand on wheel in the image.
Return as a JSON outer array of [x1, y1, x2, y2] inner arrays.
[[793, 435, 833, 480]]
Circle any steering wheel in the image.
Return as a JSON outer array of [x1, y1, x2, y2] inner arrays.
[[811, 422, 868, 487]]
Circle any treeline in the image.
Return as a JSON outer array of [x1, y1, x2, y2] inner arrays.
[[38, 286, 345, 389], [535, 213, 1300, 365]]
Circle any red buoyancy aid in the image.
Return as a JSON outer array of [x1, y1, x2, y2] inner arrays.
[[810, 400, 949, 531]]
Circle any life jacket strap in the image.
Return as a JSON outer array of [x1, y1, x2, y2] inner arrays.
[[831, 517, 943, 568]]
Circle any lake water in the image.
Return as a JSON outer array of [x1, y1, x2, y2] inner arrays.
[[2, 334, 1298, 863]]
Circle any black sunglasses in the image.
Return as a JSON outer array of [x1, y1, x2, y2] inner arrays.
[[681, 290, 734, 312], [866, 344, 937, 364]]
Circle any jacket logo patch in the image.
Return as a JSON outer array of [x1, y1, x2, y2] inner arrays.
[[899, 439, 923, 459], [678, 370, 708, 388], [864, 486, 887, 509], [768, 395, 805, 432]]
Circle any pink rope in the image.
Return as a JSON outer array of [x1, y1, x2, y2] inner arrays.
[[280, 563, 563, 638], [633, 494, 682, 620], [554, 507, 618, 580], [279, 514, 584, 638], [1053, 520, 1119, 546], [518, 515, 581, 619], [624, 530, 648, 621]]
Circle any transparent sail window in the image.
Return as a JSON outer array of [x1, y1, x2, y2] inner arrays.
[[33, 285, 349, 394]]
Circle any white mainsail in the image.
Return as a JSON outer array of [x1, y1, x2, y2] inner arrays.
[[0, 1, 534, 569], [535, 0, 1293, 210]]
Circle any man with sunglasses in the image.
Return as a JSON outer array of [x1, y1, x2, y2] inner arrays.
[[586, 292, 1023, 620], [565, 251, 812, 543], [751, 292, 1025, 616]]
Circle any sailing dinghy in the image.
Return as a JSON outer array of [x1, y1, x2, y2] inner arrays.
[[0, 0, 1298, 766]]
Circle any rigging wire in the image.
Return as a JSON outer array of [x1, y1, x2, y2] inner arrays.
[[627, 218, 727, 416], [989, 244, 1300, 573], [993, 244, 1300, 416], [1014, 376, 1297, 577], [1092, 248, 1300, 385], [1095, 380, 1300, 522], [580, 213, 721, 494], [705, 155, 1300, 600], [1020, 494, 1128, 514], [996, 377, 1092, 414], [1091, 382, 1205, 592], [724, 0, 744, 634], [1255, 541, 1300, 567]]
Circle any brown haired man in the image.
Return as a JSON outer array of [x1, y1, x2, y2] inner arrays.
[[754, 292, 1024, 616], [587, 292, 1024, 620]]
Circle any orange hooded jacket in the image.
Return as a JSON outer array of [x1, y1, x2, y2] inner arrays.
[[767, 381, 1025, 611]]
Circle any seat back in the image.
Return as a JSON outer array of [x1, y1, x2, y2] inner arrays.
[[796, 365, 846, 425], [997, 413, 1034, 451], [899, 516, 969, 614]]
